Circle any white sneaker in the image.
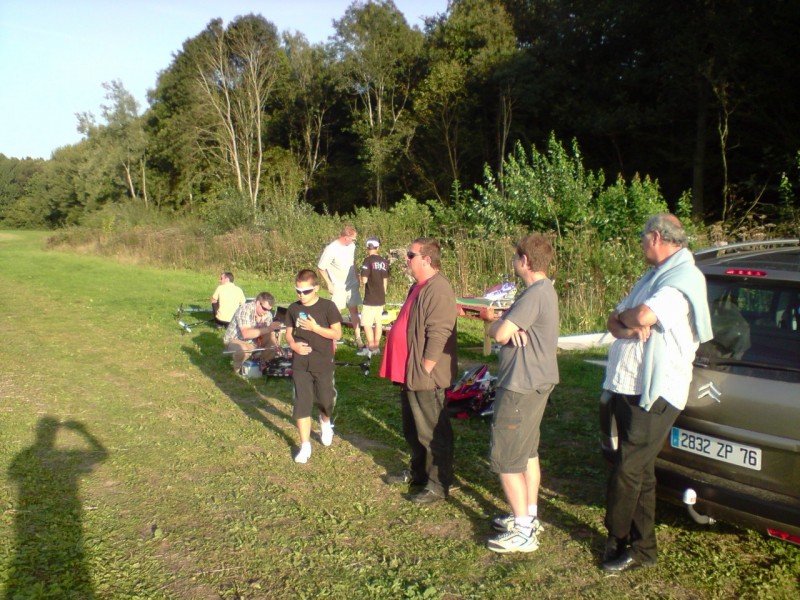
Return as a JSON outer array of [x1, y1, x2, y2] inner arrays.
[[294, 444, 311, 463], [320, 420, 334, 446], [492, 514, 544, 534], [356, 347, 371, 357], [487, 526, 539, 553]]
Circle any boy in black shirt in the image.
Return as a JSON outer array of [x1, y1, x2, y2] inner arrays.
[[285, 269, 343, 463]]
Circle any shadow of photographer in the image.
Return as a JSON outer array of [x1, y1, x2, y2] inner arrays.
[[6, 416, 108, 599]]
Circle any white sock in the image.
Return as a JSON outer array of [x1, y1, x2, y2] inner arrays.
[[295, 441, 312, 463], [514, 515, 534, 535], [528, 504, 538, 518]]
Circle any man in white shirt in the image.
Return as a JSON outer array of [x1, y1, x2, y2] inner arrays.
[[601, 214, 711, 574], [317, 225, 363, 346], [210, 272, 246, 327]]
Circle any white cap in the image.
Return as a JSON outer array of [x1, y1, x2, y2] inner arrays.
[[366, 238, 380, 248]]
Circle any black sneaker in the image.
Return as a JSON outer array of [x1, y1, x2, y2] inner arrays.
[[411, 489, 447, 505], [384, 470, 426, 487]]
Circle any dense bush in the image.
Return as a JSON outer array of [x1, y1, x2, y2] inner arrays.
[[45, 133, 800, 332]]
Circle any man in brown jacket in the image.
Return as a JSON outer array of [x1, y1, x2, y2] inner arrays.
[[379, 238, 458, 504]]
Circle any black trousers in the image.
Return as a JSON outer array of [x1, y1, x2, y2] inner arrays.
[[400, 387, 454, 497], [605, 393, 680, 563]]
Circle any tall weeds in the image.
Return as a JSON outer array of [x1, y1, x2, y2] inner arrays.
[[47, 136, 797, 333]]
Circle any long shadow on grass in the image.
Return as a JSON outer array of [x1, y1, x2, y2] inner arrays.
[[182, 333, 297, 450], [5, 416, 107, 599]]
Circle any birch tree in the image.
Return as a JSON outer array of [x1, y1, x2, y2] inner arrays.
[[193, 15, 284, 213]]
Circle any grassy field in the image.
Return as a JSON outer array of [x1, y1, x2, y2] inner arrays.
[[1, 230, 798, 599]]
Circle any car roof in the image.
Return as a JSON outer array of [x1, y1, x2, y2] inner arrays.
[[694, 239, 800, 281]]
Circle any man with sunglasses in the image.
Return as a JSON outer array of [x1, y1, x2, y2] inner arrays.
[[379, 238, 458, 504], [224, 292, 282, 374], [318, 225, 363, 347], [286, 269, 343, 464]]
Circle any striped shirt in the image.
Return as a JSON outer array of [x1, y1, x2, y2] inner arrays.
[[223, 301, 272, 344], [603, 286, 700, 410]]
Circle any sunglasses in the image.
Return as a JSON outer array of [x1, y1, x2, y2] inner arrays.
[[406, 251, 421, 260], [295, 287, 315, 295], [258, 304, 271, 311]]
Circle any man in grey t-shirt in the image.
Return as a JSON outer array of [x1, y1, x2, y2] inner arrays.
[[485, 233, 559, 554]]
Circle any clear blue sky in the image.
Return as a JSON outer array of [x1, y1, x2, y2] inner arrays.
[[0, 0, 448, 160]]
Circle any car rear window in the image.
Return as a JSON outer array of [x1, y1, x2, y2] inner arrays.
[[697, 278, 800, 382]]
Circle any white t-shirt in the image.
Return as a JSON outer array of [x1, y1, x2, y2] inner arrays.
[[604, 286, 699, 409], [317, 240, 358, 289]]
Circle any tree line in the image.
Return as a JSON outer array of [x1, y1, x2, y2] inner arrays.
[[2, 0, 799, 231]]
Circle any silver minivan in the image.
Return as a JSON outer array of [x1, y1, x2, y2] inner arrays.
[[601, 240, 800, 544]]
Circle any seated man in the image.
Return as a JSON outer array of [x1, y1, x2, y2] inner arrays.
[[224, 292, 282, 374], [211, 272, 246, 327]]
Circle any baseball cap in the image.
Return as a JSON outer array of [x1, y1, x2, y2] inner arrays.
[[366, 238, 380, 248]]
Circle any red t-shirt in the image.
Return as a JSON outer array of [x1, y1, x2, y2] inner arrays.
[[378, 280, 427, 384]]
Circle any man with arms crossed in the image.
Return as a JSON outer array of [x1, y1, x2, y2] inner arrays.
[[486, 233, 559, 553], [318, 225, 363, 346], [601, 213, 711, 573]]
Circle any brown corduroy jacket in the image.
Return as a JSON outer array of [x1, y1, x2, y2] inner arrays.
[[404, 271, 459, 391]]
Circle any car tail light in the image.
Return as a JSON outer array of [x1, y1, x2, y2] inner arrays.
[[767, 528, 800, 546], [725, 268, 767, 277]]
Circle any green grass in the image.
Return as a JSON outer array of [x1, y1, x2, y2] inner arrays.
[[1, 230, 799, 599]]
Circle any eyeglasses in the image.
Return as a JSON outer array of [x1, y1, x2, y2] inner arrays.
[[295, 288, 315, 295], [406, 251, 421, 260], [259, 303, 271, 311]]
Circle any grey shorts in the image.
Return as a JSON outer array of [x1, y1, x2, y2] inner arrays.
[[490, 385, 553, 473]]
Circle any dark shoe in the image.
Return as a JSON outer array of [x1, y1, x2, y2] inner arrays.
[[602, 536, 627, 562], [384, 470, 426, 487], [601, 551, 655, 574], [410, 489, 446, 505]]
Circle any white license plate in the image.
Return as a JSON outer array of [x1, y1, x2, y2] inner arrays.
[[670, 427, 762, 471]]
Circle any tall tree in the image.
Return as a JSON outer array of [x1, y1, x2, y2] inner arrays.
[[193, 15, 285, 213], [282, 33, 338, 201], [76, 80, 148, 206], [333, 0, 423, 207], [412, 0, 517, 200]]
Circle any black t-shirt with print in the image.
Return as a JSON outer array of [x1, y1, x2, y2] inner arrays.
[[287, 298, 342, 372], [360, 254, 389, 306]]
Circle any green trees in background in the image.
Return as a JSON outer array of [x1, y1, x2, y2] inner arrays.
[[193, 15, 285, 215], [2, 0, 800, 233], [76, 80, 149, 207], [333, 0, 423, 208]]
